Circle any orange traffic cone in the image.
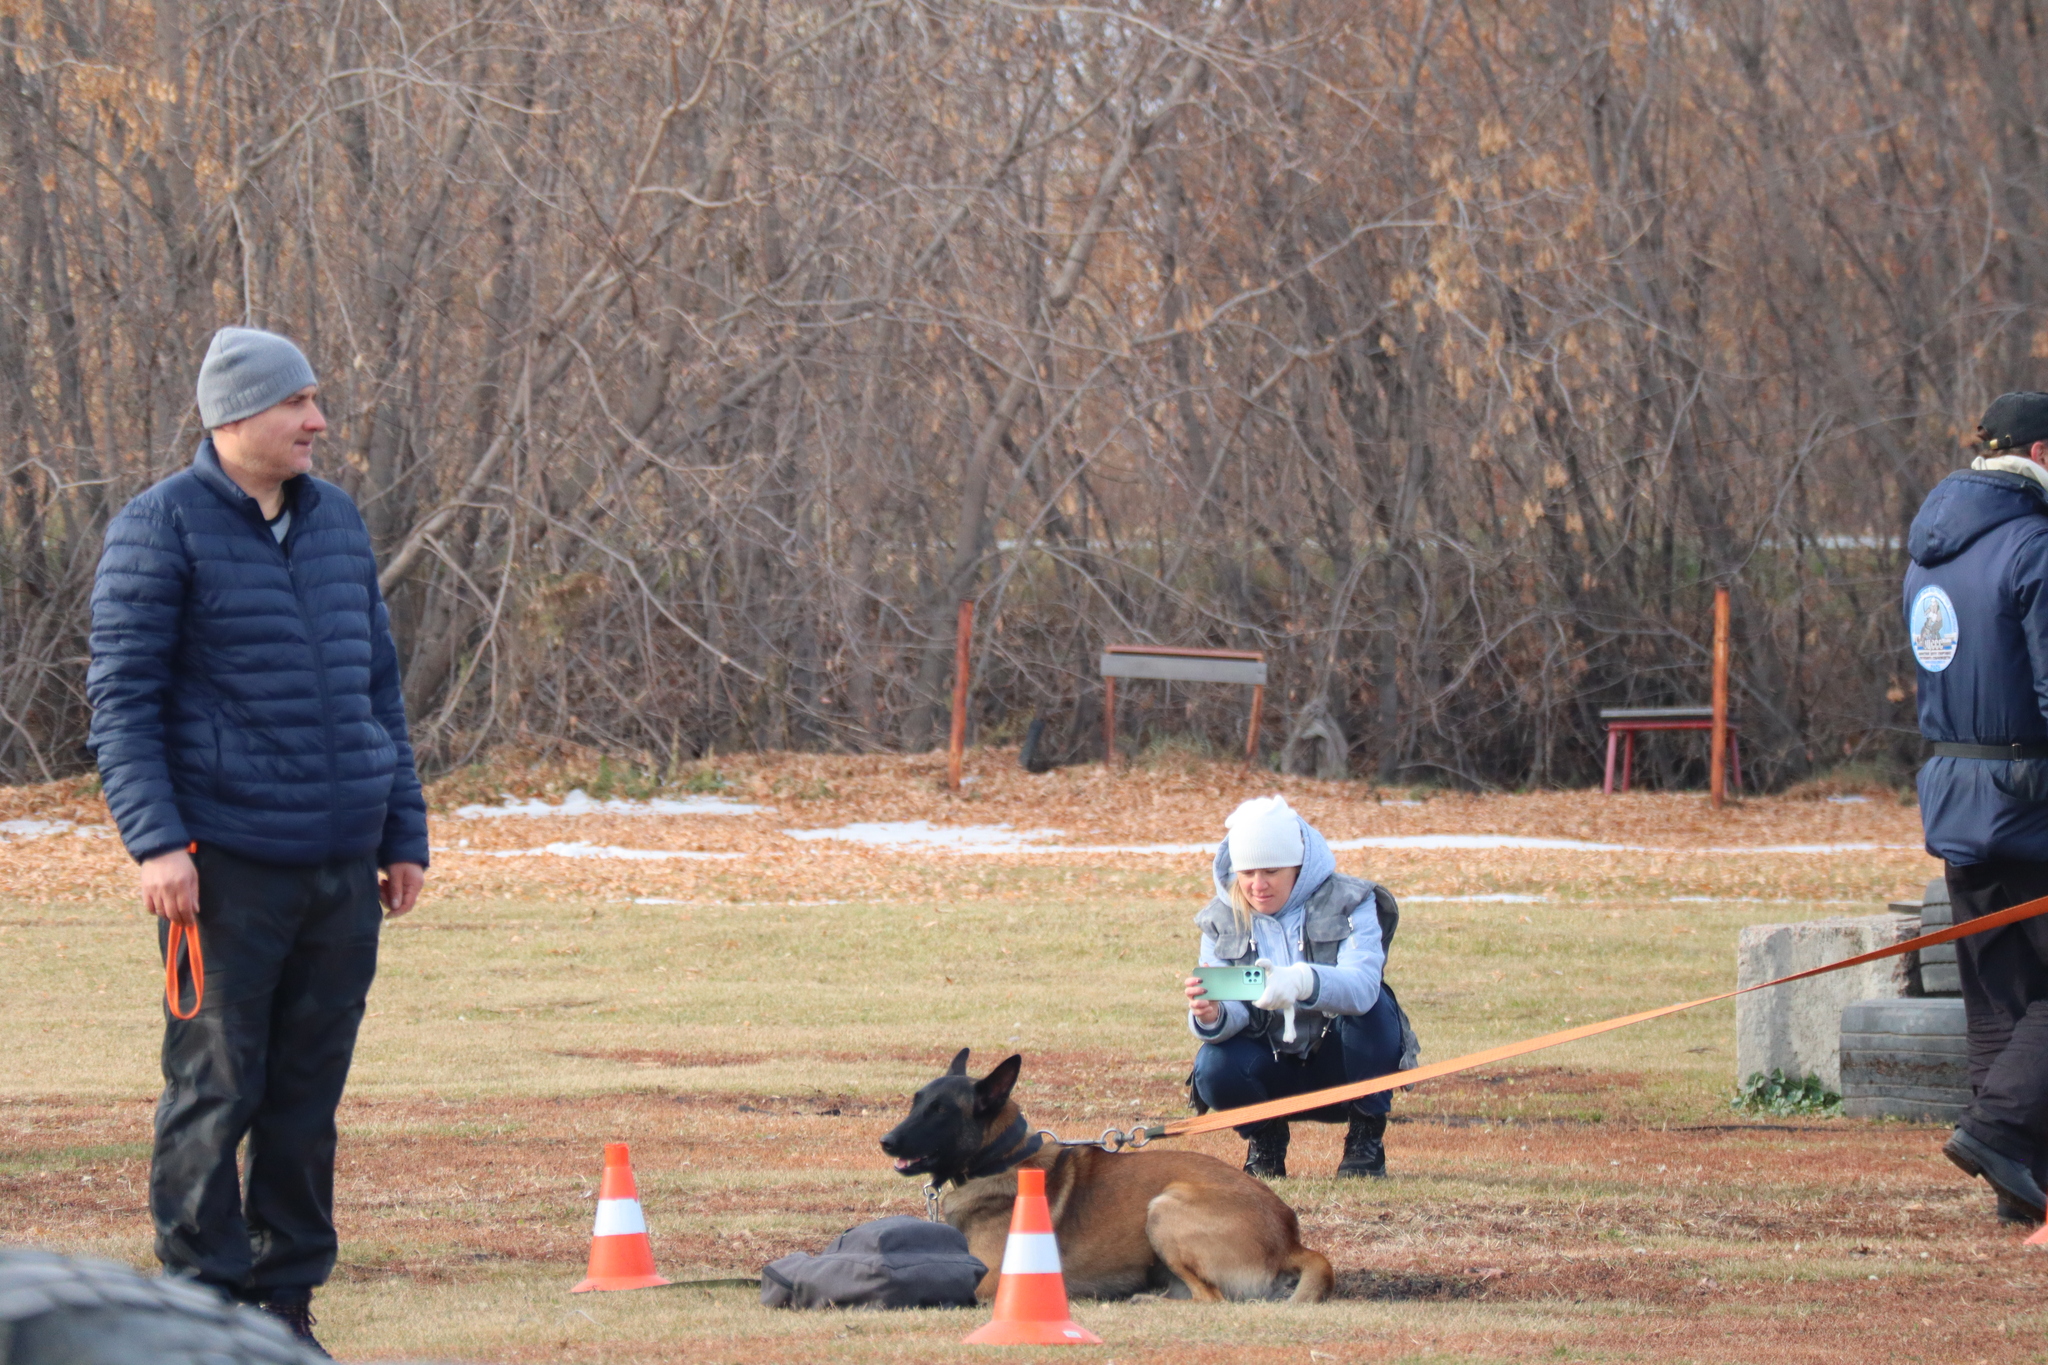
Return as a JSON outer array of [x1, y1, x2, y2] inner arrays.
[[2027, 1221, 2048, 1247], [963, 1167, 1101, 1345], [572, 1142, 671, 1292]]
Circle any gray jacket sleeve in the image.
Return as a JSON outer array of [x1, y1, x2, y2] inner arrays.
[[1298, 897, 1386, 1016]]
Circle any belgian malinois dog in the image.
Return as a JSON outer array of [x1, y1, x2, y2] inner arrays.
[[879, 1049, 1333, 1302]]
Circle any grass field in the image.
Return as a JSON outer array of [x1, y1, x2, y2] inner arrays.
[[3, 755, 2044, 1363]]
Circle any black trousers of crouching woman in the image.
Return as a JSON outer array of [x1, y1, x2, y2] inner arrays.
[[152, 843, 381, 1298], [1189, 988, 1406, 1135], [1945, 859, 2048, 1172]]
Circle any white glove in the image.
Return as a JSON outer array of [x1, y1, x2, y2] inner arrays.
[[1254, 959, 1317, 1043]]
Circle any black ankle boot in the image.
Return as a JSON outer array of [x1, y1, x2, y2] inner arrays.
[[2016, 1155, 2048, 1224], [255, 1288, 329, 1358], [1243, 1122, 1290, 1179], [1997, 1190, 2042, 1225], [1337, 1111, 1387, 1178]]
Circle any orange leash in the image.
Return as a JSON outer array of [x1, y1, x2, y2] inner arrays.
[[1160, 890, 2048, 1139], [165, 921, 203, 1019], [163, 842, 204, 1020]]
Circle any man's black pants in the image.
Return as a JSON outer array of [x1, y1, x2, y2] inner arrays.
[[1944, 860, 2048, 1167], [152, 844, 381, 1297]]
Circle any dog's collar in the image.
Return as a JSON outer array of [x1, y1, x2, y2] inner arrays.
[[955, 1114, 1044, 1184]]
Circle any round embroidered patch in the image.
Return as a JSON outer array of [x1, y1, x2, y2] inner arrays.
[[1911, 585, 1960, 672]]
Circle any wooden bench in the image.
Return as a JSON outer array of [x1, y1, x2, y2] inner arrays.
[[1100, 645, 1266, 767], [1600, 706, 1741, 794]]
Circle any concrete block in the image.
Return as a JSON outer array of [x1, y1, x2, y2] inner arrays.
[[1736, 915, 1916, 1089], [1840, 997, 1970, 1122]]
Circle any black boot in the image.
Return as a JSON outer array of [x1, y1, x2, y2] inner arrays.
[[1945, 1128, 2048, 1222], [255, 1288, 329, 1358], [1999, 1152, 2048, 1225], [1243, 1122, 1289, 1179], [1996, 1190, 2042, 1225], [1337, 1111, 1387, 1178]]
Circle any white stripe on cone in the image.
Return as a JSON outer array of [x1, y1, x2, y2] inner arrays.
[[998, 1232, 1062, 1276], [593, 1198, 648, 1237]]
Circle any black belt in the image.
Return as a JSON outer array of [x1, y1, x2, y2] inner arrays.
[[1930, 741, 2048, 760]]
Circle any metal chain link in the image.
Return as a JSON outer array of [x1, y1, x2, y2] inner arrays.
[[1036, 1123, 1168, 1153]]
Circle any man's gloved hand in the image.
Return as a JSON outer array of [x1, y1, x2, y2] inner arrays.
[[1254, 959, 1317, 1043]]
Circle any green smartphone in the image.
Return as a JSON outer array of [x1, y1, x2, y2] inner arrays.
[[1192, 965, 1266, 1001]]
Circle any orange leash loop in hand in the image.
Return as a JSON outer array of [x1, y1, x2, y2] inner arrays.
[[165, 921, 203, 1019], [1162, 889, 2048, 1139]]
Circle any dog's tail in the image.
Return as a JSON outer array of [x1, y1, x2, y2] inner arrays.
[[1285, 1246, 1334, 1303]]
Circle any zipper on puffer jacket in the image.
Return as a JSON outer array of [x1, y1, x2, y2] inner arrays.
[[278, 509, 343, 844]]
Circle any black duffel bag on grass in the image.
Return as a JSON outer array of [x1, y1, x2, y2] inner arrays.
[[760, 1216, 987, 1310]]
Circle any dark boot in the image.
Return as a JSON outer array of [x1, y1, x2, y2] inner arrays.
[[1944, 1128, 2048, 1223], [1996, 1190, 2043, 1225], [256, 1288, 329, 1358], [1243, 1122, 1289, 1179], [2000, 1151, 2048, 1225], [1337, 1111, 1388, 1178]]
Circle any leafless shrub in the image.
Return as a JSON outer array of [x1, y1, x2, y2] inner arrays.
[[0, 0, 2017, 788]]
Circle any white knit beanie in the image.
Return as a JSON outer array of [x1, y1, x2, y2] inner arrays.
[[1224, 794, 1304, 871]]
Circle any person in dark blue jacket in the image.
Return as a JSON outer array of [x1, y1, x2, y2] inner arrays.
[[1905, 390, 2048, 1229], [87, 326, 429, 1352]]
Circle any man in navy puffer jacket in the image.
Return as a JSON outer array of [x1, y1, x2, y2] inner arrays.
[[87, 326, 428, 1352], [1906, 390, 2048, 1230]]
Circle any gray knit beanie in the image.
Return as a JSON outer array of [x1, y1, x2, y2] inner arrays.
[[195, 327, 317, 428]]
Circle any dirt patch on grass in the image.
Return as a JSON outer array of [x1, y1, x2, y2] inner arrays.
[[1332, 1267, 1491, 1300]]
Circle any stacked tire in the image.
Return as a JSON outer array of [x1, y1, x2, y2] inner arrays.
[[1839, 880, 1970, 1122], [1915, 876, 1962, 995]]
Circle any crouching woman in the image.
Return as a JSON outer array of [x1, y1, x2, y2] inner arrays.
[[1183, 795, 1416, 1180]]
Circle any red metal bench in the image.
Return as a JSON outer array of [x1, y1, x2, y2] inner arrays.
[[1600, 706, 1741, 795]]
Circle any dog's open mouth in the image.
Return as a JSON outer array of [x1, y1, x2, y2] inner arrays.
[[891, 1155, 935, 1176]]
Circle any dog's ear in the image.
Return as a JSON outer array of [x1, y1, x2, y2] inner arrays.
[[973, 1054, 1023, 1117], [947, 1047, 971, 1076]]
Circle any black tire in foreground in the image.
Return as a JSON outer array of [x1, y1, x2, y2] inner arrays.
[[0, 1247, 324, 1365]]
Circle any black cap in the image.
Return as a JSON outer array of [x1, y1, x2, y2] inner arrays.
[[1977, 392, 2048, 451]]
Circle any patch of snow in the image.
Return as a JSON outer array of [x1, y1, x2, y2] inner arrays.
[[782, 821, 1215, 855], [0, 819, 106, 840], [1826, 795, 1872, 804], [461, 842, 744, 862], [784, 821, 1067, 852], [1702, 842, 1916, 854], [1665, 896, 1870, 905], [452, 788, 770, 819], [0, 819, 70, 839]]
